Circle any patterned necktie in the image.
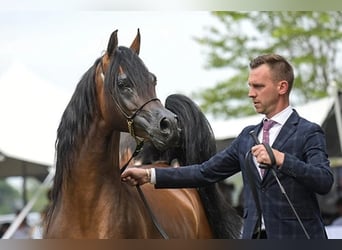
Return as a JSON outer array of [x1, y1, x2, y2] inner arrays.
[[261, 119, 276, 177]]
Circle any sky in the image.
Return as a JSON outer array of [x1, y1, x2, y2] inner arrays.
[[0, 11, 227, 101], [0, 11, 228, 166]]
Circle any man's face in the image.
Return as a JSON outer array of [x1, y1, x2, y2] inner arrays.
[[247, 64, 282, 117]]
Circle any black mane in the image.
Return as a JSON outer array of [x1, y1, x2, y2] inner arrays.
[[165, 94, 217, 164], [51, 58, 100, 204], [105, 46, 153, 101], [50, 47, 153, 206]]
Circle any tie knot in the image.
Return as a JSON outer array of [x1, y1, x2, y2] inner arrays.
[[263, 119, 276, 131]]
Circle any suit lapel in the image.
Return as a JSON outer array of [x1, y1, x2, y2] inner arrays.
[[263, 110, 299, 181], [272, 110, 299, 150]]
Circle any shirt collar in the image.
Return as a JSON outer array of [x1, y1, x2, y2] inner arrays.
[[264, 106, 293, 126]]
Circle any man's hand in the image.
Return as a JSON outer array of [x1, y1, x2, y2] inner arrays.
[[121, 167, 151, 186], [251, 144, 285, 167]]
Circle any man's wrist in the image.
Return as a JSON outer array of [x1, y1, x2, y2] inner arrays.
[[150, 168, 156, 184], [145, 169, 151, 182]]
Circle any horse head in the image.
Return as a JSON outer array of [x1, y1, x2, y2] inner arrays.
[[95, 29, 181, 150]]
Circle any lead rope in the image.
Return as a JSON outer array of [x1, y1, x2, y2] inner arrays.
[[135, 185, 169, 239], [120, 140, 169, 239]]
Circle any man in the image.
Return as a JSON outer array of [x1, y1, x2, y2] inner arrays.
[[121, 54, 334, 239]]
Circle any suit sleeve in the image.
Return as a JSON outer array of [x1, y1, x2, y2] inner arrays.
[[279, 123, 334, 195], [154, 134, 243, 189]]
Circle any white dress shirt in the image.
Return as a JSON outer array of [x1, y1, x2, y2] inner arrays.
[[255, 106, 293, 177]]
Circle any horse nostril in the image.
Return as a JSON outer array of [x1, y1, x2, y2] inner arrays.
[[160, 115, 179, 133], [160, 117, 171, 133]]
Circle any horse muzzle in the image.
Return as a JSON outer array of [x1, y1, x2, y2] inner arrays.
[[133, 108, 181, 151]]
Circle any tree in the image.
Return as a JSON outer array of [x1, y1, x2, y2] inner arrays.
[[0, 178, 49, 215], [0, 180, 20, 214], [194, 11, 342, 118]]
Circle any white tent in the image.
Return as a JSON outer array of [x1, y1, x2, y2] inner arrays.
[[0, 62, 71, 179], [0, 62, 71, 238], [211, 95, 342, 160], [211, 96, 335, 140]]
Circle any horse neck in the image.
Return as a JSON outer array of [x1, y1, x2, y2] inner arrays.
[[70, 120, 122, 189]]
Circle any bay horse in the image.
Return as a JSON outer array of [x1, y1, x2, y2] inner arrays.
[[120, 94, 243, 239], [43, 29, 182, 238]]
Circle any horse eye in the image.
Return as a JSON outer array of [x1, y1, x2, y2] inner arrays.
[[117, 78, 134, 95], [117, 79, 125, 88], [117, 73, 128, 88]]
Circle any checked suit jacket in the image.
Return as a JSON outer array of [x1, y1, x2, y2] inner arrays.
[[154, 109, 334, 239]]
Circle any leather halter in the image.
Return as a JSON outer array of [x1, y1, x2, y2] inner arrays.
[[97, 59, 160, 142]]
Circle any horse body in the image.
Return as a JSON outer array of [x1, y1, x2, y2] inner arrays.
[[44, 30, 182, 238], [140, 185, 213, 238], [119, 138, 214, 238]]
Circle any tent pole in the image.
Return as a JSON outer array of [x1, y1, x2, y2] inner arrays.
[[1, 168, 55, 239], [22, 162, 27, 206], [334, 90, 342, 155]]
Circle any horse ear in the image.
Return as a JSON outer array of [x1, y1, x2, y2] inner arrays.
[[107, 29, 118, 57], [130, 28, 141, 55]]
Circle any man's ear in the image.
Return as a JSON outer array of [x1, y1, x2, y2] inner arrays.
[[278, 80, 289, 95]]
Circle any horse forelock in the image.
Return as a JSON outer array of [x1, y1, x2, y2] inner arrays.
[[106, 46, 153, 99]]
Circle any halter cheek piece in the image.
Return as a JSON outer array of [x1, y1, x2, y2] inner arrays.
[[98, 59, 160, 142]]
